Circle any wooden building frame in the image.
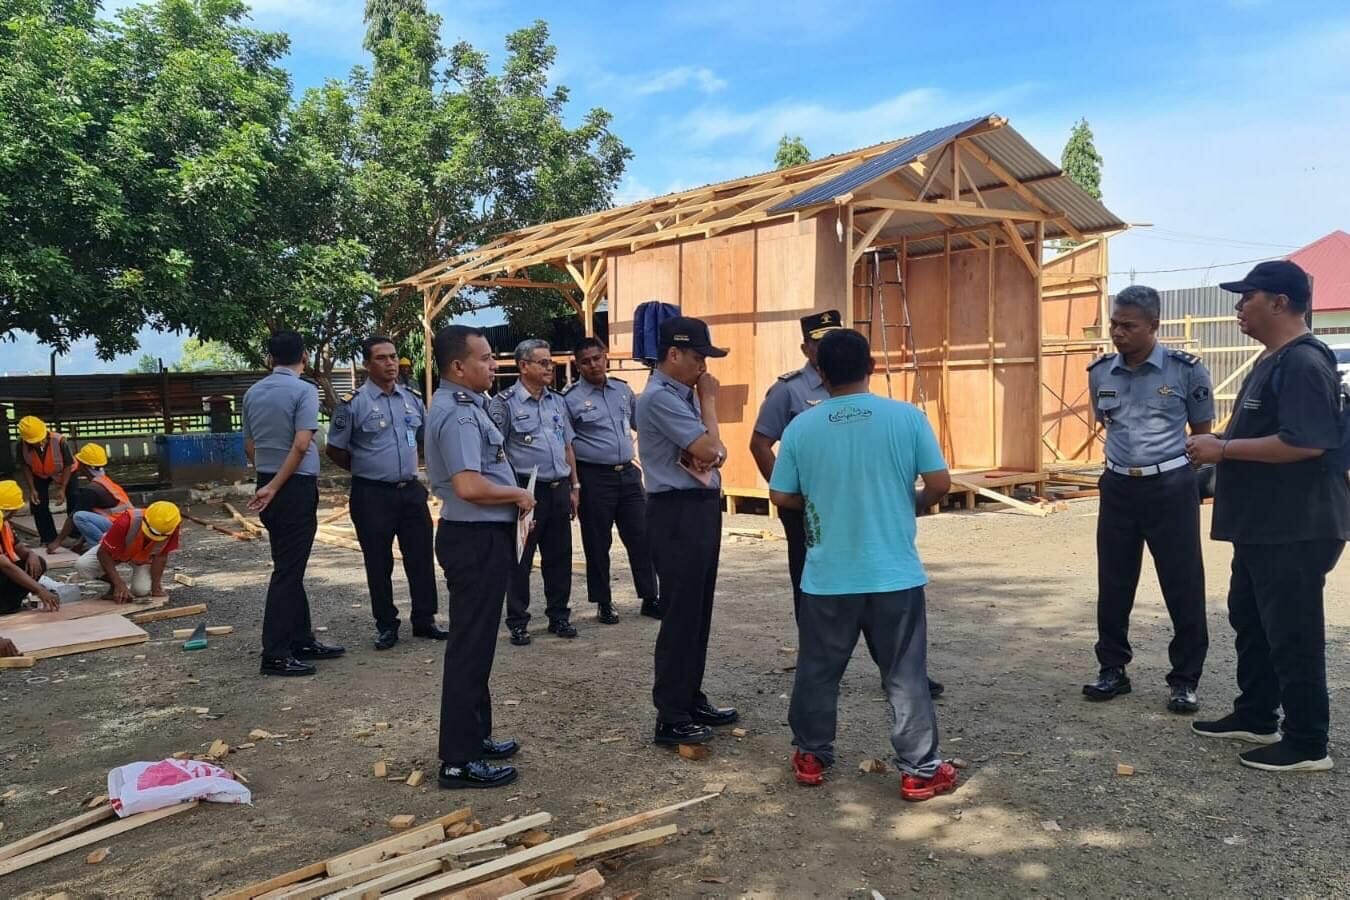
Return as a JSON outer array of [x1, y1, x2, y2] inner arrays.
[[397, 114, 1125, 497]]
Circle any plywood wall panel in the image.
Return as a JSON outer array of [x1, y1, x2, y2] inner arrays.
[[993, 247, 1039, 358]]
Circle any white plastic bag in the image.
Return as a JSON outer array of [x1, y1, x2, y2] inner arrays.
[[107, 759, 252, 817]]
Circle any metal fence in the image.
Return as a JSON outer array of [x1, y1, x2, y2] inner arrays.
[[1157, 286, 1257, 426]]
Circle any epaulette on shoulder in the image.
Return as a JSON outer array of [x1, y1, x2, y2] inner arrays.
[[1168, 348, 1201, 366], [453, 390, 474, 405], [339, 391, 354, 404], [1087, 353, 1116, 371], [777, 369, 804, 383], [562, 381, 578, 394]]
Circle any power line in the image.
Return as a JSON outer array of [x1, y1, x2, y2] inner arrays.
[[1141, 228, 1301, 250], [1109, 254, 1282, 276]]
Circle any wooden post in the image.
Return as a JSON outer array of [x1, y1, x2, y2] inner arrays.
[[843, 205, 855, 328], [422, 287, 435, 403], [987, 229, 997, 465], [1034, 220, 1046, 473], [941, 231, 953, 461], [159, 359, 173, 434]]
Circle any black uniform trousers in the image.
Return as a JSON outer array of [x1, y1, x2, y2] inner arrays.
[[437, 520, 513, 764], [0, 556, 46, 615], [27, 475, 58, 544], [1228, 540, 1343, 757], [649, 489, 721, 724], [350, 477, 439, 631], [506, 477, 572, 629], [1095, 466, 1207, 687], [257, 473, 318, 659], [576, 461, 657, 607]]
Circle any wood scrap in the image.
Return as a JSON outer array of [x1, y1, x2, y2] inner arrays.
[[443, 874, 529, 900], [324, 821, 445, 876], [0, 801, 196, 877], [8, 614, 148, 660], [208, 740, 230, 760], [372, 761, 388, 778], [319, 506, 351, 525], [406, 770, 425, 788], [389, 814, 417, 830], [174, 573, 197, 587], [512, 852, 575, 885], [949, 477, 1051, 517], [214, 862, 329, 900], [549, 868, 604, 899], [185, 513, 254, 541], [3, 595, 170, 626], [0, 656, 35, 669], [130, 603, 208, 624], [517, 830, 551, 848], [0, 805, 115, 862], [677, 743, 708, 761], [573, 825, 676, 861], [222, 503, 265, 534], [85, 846, 111, 864], [172, 625, 233, 638], [500, 874, 576, 900]]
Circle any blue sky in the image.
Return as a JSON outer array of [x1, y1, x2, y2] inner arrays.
[[8, 0, 1348, 373]]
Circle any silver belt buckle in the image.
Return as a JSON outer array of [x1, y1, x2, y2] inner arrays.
[[613, 464, 624, 472], [1128, 467, 1143, 477]]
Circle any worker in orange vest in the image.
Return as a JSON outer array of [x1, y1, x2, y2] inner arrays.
[[74, 502, 182, 603], [15, 416, 77, 548], [0, 480, 61, 615], [46, 444, 133, 553]]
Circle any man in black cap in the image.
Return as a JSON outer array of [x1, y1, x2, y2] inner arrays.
[[635, 315, 739, 747], [1187, 260, 1349, 772]]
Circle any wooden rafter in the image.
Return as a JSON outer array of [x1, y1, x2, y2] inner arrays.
[[956, 138, 1086, 242], [1000, 219, 1040, 278], [849, 198, 1050, 222]]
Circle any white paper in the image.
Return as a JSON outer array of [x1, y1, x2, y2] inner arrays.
[[516, 466, 538, 562]]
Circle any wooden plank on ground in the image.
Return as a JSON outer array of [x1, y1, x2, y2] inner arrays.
[[949, 477, 1050, 518], [512, 853, 575, 885], [7, 614, 148, 660], [0, 805, 115, 862], [0, 801, 196, 877], [325, 823, 446, 876], [0, 656, 36, 668], [442, 874, 529, 900], [213, 862, 329, 900], [129, 603, 207, 624], [2, 596, 169, 627], [29, 546, 80, 570], [550, 869, 605, 900], [573, 824, 677, 861], [172, 625, 234, 639], [500, 874, 576, 900]]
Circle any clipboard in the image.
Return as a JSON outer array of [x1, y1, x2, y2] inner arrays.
[[516, 465, 538, 562]]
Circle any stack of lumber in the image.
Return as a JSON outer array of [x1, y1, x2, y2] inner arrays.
[[0, 801, 199, 877], [217, 794, 715, 899]]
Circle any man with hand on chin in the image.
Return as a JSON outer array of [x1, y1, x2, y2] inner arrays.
[[1188, 261, 1349, 773]]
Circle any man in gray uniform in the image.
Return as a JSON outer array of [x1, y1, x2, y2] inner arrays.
[[638, 316, 738, 748], [426, 325, 534, 789], [243, 330, 345, 677], [327, 335, 447, 650], [565, 337, 659, 624], [489, 339, 579, 645], [1083, 285, 1214, 712]]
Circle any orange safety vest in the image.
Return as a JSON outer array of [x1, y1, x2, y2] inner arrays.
[[21, 432, 71, 479], [92, 475, 133, 520], [1, 521, 18, 563], [118, 510, 173, 566]]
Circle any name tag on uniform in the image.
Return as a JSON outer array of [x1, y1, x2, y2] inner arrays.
[[1097, 389, 1117, 398], [515, 412, 530, 419], [406, 429, 417, 448], [1242, 398, 1262, 410]]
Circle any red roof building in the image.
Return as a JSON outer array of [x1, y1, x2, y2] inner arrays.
[[1295, 230, 1350, 312]]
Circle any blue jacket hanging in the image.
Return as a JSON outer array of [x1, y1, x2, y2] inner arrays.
[[632, 300, 681, 365]]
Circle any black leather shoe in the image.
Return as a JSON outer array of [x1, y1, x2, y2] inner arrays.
[[654, 721, 713, 745], [596, 603, 620, 625], [509, 627, 531, 646], [260, 656, 316, 677], [640, 600, 664, 620], [1167, 684, 1199, 714], [438, 760, 518, 789], [374, 628, 399, 651], [1083, 667, 1131, 701], [293, 640, 345, 660], [547, 619, 578, 638], [691, 703, 738, 727], [482, 737, 520, 760], [928, 677, 945, 698], [412, 624, 450, 641]]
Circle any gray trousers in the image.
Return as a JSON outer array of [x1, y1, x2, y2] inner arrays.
[[789, 587, 940, 777]]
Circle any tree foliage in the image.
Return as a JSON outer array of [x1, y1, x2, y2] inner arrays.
[[1061, 119, 1103, 201], [775, 135, 811, 169], [173, 337, 250, 371]]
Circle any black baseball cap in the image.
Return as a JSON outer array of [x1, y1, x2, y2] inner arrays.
[[1219, 260, 1311, 306], [801, 309, 844, 341], [659, 316, 729, 357]]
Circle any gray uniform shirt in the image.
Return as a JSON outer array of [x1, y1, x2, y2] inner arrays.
[[1090, 343, 1215, 467], [563, 377, 636, 465], [327, 380, 425, 482], [487, 383, 574, 481], [635, 368, 720, 493], [242, 367, 321, 476], [426, 382, 517, 524], [752, 363, 829, 441]]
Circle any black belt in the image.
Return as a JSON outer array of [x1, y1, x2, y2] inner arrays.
[[353, 476, 420, 489], [648, 488, 721, 501], [438, 519, 514, 531], [577, 460, 635, 472], [518, 475, 570, 489]]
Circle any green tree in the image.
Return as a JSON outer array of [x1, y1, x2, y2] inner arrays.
[[173, 337, 250, 371], [131, 353, 160, 374], [775, 135, 811, 169], [363, 0, 424, 54], [1061, 119, 1103, 201]]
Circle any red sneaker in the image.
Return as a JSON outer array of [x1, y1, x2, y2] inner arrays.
[[792, 750, 826, 786], [900, 761, 959, 802]]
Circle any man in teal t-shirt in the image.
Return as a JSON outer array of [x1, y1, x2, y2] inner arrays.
[[769, 328, 958, 802]]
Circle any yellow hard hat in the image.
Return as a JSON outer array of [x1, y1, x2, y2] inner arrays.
[[399, 357, 412, 367], [18, 416, 47, 444], [0, 480, 24, 511], [143, 501, 181, 541], [75, 443, 109, 468]]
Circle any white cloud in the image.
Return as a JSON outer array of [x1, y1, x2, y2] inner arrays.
[[630, 65, 727, 96]]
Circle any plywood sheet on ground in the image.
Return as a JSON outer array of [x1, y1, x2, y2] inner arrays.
[[8, 513, 69, 535], [7, 614, 148, 660], [2, 596, 168, 627], [31, 546, 81, 570]]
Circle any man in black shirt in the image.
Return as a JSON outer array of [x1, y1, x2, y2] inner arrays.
[[1186, 260, 1349, 773]]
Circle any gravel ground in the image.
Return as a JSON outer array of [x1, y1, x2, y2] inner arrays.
[[2, 495, 1347, 898]]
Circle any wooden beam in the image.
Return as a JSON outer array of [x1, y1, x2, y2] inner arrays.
[[0, 805, 115, 863], [854, 198, 1049, 222], [958, 159, 985, 207], [950, 477, 1049, 517], [129, 603, 207, 624], [956, 138, 1086, 242], [0, 801, 197, 877], [1000, 220, 1040, 279], [573, 824, 677, 861], [849, 210, 895, 266], [914, 144, 948, 201]]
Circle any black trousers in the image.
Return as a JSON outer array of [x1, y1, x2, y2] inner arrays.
[[0, 555, 46, 614], [437, 520, 513, 764], [576, 462, 657, 607], [350, 478, 439, 631], [649, 489, 722, 724], [1228, 540, 1343, 757], [257, 473, 317, 659], [506, 477, 572, 629], [28, 476, 57, 543], [1095, 466, 1207, 686], [781, 506, 808, 618]]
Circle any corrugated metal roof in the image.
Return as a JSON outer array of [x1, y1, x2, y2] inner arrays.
[[1293, 230, 1350, 312], [769, 115, 992, 213]]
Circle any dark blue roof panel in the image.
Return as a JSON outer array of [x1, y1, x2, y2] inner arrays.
[[769, 115, 992, 214]]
